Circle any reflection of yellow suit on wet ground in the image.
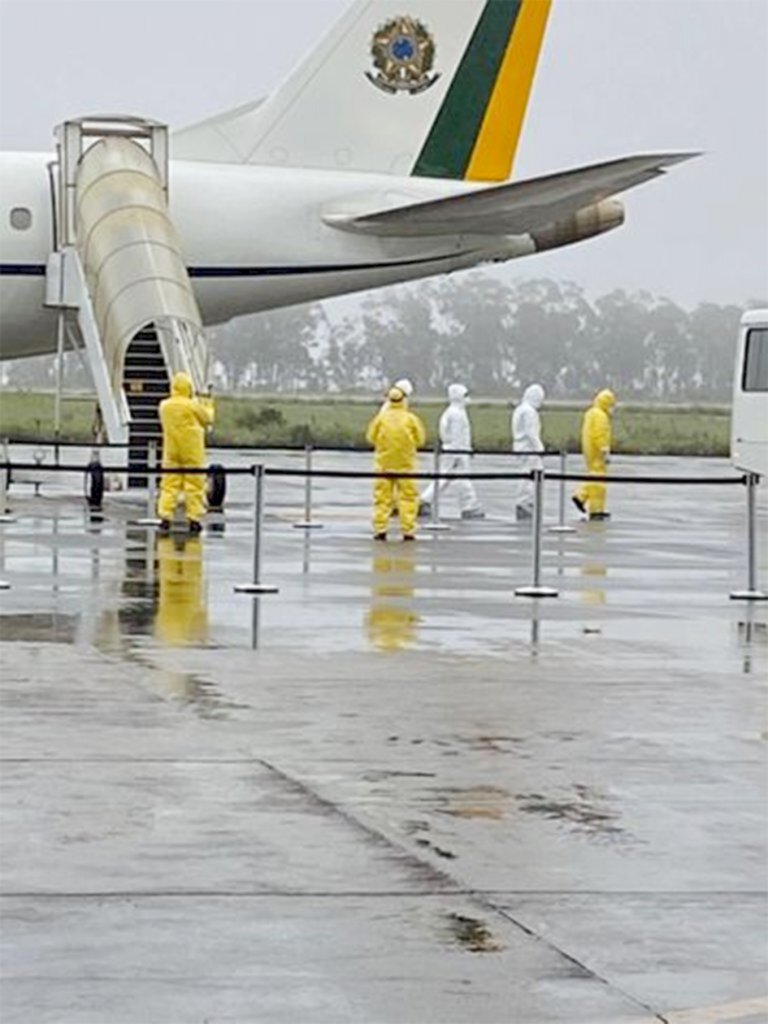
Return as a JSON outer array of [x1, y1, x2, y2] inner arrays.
[[365, 555, 420, 651], [574, 389, 615, 515], [158, 372, 215, 525], [154, 536, 207, 646], [366, 388, 426, 537]]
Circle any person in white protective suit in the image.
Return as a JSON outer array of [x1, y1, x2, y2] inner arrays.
[[419, 383, 485, 520], [511, 383, 546, 521], [379, 378, 414, 413]]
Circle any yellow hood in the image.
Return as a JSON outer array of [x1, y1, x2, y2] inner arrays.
[[171, 371, 193, 398], [595, 389, 616, 412]]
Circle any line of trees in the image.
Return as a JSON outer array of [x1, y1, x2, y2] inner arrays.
[[207, 275, 757, 401], [3, 274, 761, 401]]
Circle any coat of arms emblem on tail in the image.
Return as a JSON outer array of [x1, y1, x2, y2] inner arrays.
[[366, 16, 440, 95]]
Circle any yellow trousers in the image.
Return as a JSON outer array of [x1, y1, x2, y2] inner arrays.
[[158, 465, 207, 522], [575, 456, 607, 514], [373, 477, 418, 535]]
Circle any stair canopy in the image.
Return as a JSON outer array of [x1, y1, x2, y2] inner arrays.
[[75, 135, 209, 402]]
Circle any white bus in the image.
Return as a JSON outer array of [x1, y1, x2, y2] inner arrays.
[[731, 309, 768, 476]]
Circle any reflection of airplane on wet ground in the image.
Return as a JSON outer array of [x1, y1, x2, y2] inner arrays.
[[0, 0, 695, 457]]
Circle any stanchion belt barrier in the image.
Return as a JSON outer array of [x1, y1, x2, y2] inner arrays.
[[2, 437, 616, 459], [0, 461, 750, 485]]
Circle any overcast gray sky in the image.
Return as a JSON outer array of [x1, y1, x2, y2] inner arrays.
[[1, 0, 766, 309]]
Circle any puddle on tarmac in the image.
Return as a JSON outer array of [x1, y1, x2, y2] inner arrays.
[[96, 631, 246, 721], [430, 784, 511, 822], [0, 612, 78, 644], [445, 913, 504, 953], [515, 783, 635, 844], [454, 735, 528, 755], [415, 837, 457, 859]]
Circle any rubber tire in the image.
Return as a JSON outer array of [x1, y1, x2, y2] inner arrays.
[[207, 463, 226, 511], [85, 460, 105, 511]]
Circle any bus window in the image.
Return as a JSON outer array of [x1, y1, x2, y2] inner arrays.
[[742, 328, 768, 392]]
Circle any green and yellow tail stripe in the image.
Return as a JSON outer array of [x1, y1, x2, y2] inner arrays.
[[412, 0, 552, 182], [466, 0, 551, 181]]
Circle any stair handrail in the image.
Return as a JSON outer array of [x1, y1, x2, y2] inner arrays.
[[66, 248, 131, 444], [154, 318, 210, 396]]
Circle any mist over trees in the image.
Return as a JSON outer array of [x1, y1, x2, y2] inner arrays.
[[3, 274, 760, 401], [206, 275, 754, 401]]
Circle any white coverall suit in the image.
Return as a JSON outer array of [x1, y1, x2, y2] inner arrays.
[[420, 384, 483, 517], [512, 383, 545, 518]]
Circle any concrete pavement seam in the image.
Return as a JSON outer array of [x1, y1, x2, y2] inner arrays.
[[254, 757, 671, 1021], [483, 898, 670, 1023]]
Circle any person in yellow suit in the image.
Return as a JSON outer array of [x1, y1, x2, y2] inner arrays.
[[572, 389, 616, 520], [366, 385, 426, 541], [158, 371, 215, 534]]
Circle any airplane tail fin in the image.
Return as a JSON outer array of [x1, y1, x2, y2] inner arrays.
[[172, 0, 552, 182]]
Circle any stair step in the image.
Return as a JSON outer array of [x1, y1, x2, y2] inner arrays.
[[123, 378, 167, 389], [124, 351, 165, 360], [129, 410, 162, 422], [126, 403, 162, 415], [129, 430, 162, 439], [129, 441, 162, 451], [125, 384, 167, 397], [126, 337, 162, 349], [129, 424, 162, 435], [123, 362, 165, 374], [124, 366, 166, 376], [129, 431, 162, 442]]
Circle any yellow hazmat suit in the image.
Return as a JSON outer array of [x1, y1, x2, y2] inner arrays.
[[574, 389, 616, 515], [158, 372, 215, 525], [366, 387, 426, 538]]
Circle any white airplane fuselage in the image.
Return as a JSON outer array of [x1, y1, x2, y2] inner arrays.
[[0, 151, 529, 360]]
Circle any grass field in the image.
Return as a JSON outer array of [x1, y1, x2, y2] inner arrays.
[[0, 390, 731, 456]]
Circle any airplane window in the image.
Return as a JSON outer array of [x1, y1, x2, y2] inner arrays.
[[742, 327, 768, 392], [10, 207, 32, 230]]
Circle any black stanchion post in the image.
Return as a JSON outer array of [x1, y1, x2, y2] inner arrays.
[[293, 444, 323, 530], [730, 473, 767, 601], [0, 438, 15, 523], [148, 440, 157, 518], [235, 464, 279, 594], [515, 467, 558, 598], [0, 453, 10, 583]]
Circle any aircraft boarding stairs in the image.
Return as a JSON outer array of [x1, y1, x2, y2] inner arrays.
[[124, 327, 168, 487], [45, 117, 209, 488]]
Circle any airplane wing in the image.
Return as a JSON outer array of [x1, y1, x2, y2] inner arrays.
[[323, 153, 699, 237]]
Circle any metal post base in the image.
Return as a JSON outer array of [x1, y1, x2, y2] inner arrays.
[[293, 522, 324, 530], [0, 580, 10, 590], [729, 590, 768, 602], [133, 517, 163, 527], [0, 514, 17, 524], [548, 525, 576, 534], [515, 585, 559, 598], [421, 522, 451, 532], [234, 583, 279, 594]]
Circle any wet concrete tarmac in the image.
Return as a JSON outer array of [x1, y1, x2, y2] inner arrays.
[[0, 452, 766, 1023]]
